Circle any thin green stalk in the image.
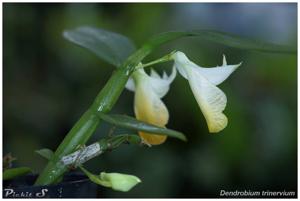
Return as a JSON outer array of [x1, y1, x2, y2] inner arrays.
[[138, 51, 176, 69]]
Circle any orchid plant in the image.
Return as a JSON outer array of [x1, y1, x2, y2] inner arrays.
[[4, 27, 295, 192]]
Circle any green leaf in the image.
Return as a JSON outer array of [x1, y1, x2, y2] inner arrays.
[[145, 30, 296, 54], [35, 148, 54, 160], [97, 113, 187, 142], [63, 26, 136, 66], [3, 167, 32, 180]]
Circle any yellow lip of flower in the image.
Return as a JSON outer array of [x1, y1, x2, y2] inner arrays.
[[173, 51, 241, 133], [126, 66, 176, 145]]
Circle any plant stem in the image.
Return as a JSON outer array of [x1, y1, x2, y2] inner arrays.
[[60, 135, 141, 167], [35, 47, 151, 186]]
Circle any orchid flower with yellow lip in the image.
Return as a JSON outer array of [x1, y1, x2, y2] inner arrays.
[[126, 65, 176, 145], [172, 51, 241, 133]]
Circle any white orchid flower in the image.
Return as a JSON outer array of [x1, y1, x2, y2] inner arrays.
[[126, 66, 176, 145], [172, 51, 241, 133]]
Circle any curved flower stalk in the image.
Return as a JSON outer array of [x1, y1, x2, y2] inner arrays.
[[126, 66, 176, 145], [172, 51, 241, 133]]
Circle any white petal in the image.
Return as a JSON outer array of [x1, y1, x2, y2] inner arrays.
[[186, 67, 228, 133], [150, 69, 161, 78], [125, 77, 135, 92], [192, 61, 241, 85], [128, 67, 176, 98], [163, 67, 177, 84], [173, 51, 241, 85], [148, 66, 177, 98], [162, 71, 168, 80]]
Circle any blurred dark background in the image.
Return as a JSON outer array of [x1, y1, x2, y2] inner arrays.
[[3, 3, 297, 198]]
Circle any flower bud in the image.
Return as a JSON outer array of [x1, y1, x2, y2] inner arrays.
[[100, 172, 141, 192]]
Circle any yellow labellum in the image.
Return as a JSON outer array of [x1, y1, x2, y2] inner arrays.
[[134, 82, 168, 145], [126, 67, 176, 145]]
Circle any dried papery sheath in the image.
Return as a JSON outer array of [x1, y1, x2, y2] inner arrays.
[[61, 143, 102, 166]]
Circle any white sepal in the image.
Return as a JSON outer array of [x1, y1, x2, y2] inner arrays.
[[192, 55, 241, 85], [173, 52, 241, 85]]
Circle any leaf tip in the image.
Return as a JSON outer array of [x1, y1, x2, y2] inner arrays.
[[182, 135, 188, 142]]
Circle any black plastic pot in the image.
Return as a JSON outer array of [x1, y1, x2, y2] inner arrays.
[[3, 172, 98, 198]]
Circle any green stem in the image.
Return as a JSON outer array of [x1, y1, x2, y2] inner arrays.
[[35, 48, 150, 185]]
